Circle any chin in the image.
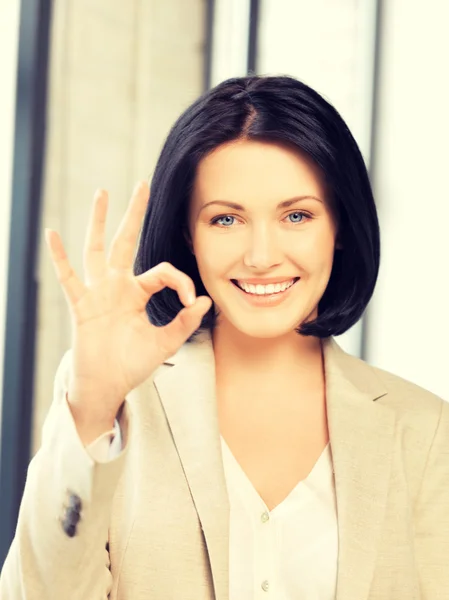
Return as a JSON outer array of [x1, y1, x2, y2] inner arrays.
[[223, 313, 306, 340]]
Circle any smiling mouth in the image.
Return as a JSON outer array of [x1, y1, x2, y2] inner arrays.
[[230, 277, 300, 295]]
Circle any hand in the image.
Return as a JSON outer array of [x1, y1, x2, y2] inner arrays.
[[45, 181, 211, 429]]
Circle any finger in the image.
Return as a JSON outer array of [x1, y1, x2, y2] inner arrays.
[[83, 189, 108, 285], [135, 262, 197, 307], [155, 296, 213, 358], [107, 181, 149, 271], [45, 228, 86, 306]]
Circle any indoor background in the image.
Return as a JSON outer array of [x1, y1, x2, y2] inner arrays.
[[0, 0, 448, 566]]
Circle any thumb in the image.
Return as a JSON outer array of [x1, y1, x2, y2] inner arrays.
[[155, 295, 213, 358]]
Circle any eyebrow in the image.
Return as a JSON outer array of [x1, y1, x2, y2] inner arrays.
[[198, 195, 323, 214]]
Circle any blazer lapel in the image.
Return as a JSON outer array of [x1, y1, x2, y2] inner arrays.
[[153, 330, 230, 600], [323, 337, 396, 600], [153, 330, 397, 600]]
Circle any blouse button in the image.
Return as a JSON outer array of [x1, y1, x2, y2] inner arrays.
[[261, 511, 269, 523], [261, 580, 270, 592]]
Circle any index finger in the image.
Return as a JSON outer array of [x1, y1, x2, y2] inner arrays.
[[107, 181, 150, 271]]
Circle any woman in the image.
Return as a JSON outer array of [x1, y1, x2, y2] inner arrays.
[[1, 75, 447, 599]]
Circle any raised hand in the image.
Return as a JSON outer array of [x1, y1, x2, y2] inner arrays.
[[45, 181, 211, 442]]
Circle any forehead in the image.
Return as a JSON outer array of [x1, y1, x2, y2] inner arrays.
[[191, 139, 327, 204]]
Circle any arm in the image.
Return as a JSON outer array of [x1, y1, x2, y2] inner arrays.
[[0, 349, 130, 600], [414, 399, 449, 599]]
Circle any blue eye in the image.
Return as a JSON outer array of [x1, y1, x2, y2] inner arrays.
[[211, 215, 236, 227], [210, 211, 310, 228], [288, 211, 306, 223]]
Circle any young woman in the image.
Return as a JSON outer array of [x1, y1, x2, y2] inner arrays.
[[1, 75, 447, 600]]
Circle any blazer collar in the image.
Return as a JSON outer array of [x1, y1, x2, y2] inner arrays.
[[153, 329, 396, 600]]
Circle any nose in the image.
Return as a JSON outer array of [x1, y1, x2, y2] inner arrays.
[[243, 224, 283, 270]]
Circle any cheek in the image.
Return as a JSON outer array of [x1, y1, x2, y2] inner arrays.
[[194, 233, 235, 280], [290, 229, 336, 274]]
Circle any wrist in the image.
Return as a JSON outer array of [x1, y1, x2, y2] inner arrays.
[[65, 392, 120, 446]]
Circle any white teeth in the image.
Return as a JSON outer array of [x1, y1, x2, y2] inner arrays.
[[236, 279, 296, 295]]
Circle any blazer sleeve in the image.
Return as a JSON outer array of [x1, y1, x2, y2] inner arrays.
[[414, 398, 449, 599], [0, 348, 132, 600]]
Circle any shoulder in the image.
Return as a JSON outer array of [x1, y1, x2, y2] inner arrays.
[[330, 337, 445, 416], [369, 360, 444, 411], [340, 351, 449, 477], [354, 353, 447, 439]]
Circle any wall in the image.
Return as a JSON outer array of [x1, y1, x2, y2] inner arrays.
[[366, 0, 449, 399]]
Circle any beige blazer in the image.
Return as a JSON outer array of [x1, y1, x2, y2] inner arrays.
[[1, 330, 448, 600]]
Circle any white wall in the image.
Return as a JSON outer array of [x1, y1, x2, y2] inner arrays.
[[210, 0, 251, 87], [366, 0, 449, 399], [0, 0, 21, 439]]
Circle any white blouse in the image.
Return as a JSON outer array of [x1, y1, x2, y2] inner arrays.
[[85, 405, 339, 599], [220, 436, 338, 600]]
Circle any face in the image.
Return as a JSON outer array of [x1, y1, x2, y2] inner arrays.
[[187, 139, 339, 339]]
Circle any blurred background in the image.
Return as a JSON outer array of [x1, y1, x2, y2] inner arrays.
[[0, 0, 448, 566]]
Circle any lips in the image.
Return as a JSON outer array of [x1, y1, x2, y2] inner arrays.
[[231, 277, 300, 294]]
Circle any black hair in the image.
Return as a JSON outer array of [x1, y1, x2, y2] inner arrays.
[[134, 74, 380, 340]]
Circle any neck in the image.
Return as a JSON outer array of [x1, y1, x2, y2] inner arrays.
[[211, 322, 323, 384]]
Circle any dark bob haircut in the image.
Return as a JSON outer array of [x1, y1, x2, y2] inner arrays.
[[134, 74, 380, 340]]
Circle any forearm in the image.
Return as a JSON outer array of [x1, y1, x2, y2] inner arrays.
[[0, 351, 131, 599]]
